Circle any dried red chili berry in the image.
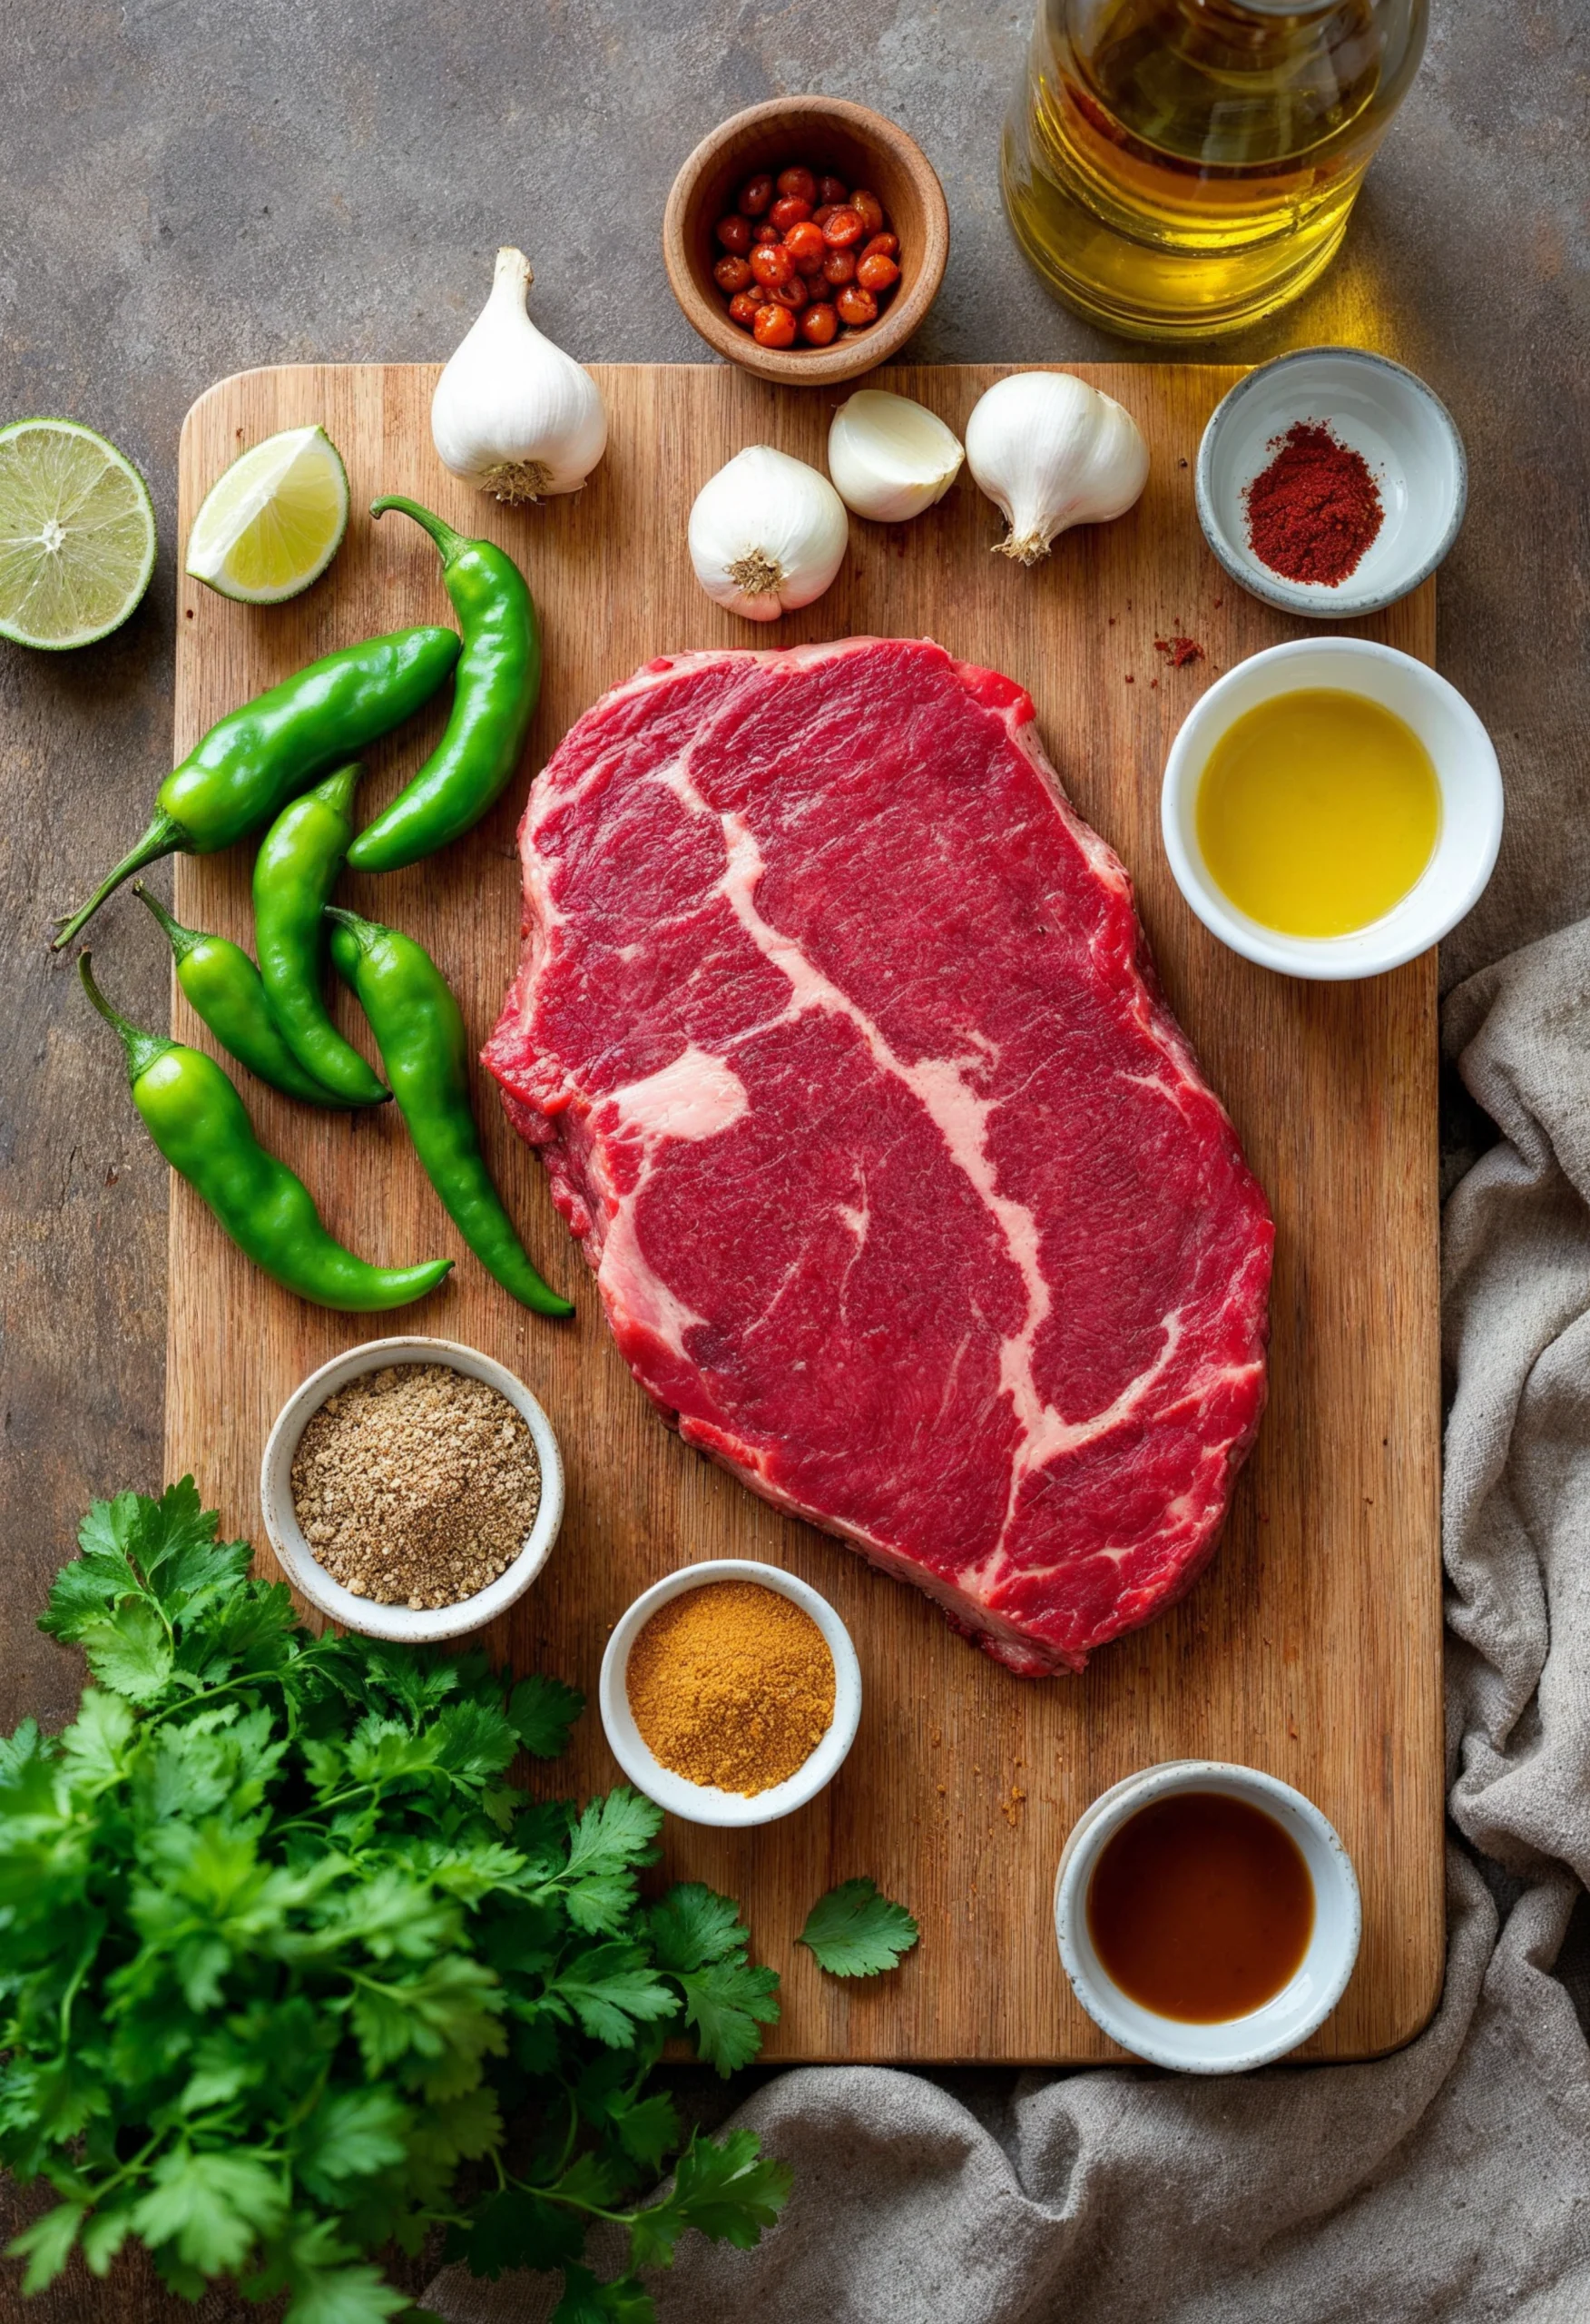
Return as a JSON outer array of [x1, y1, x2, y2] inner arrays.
[[812, 203, 838, 230], [800, 300, 839, 346], [776, 164, 817, 203], [849, 190, 886, 237], [856, 251, 900, 292], [752, 301, 798, 349], [822, 206, 865, 249], [783, 221, 827, 272], [715, 212, 751, 256], [861, 231, 898, 260], [738, 173, 774, 217], [835, 283, 878, 326], [749, 241, 792, 288], [727, 291, 765, 327], [817, 174, 849, 206], [713, 254, 753, 293], [821, 247, 857, 287], [769, 193, 811, 232], [753, 221, 781, 243], [770, 272, 810, 310]]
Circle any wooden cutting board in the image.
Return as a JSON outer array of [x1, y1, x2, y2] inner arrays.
[[167, 361, 1441, 2064]]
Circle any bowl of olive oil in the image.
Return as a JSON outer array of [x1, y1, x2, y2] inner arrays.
[[1161, 638, 1502, 981]]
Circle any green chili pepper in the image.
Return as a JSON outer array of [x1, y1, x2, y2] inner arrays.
[[79, 951, 451, 1313], [327, 906, 572, 1316], [252, 763, 387, 1106], [133, 882, 356, 1109], [53, 625, 462, 949], [345, 498, 540, 874]]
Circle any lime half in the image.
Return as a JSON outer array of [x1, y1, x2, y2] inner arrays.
[[0, 419, 157, 650], [185, 423, 349, 604]]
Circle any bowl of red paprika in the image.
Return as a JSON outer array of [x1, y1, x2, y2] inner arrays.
[[1195, 348, 1467, 620], [662, 95, 949, 387]]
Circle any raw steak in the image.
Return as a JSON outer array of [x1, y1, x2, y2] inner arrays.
[[485, 638, 1272, 1675]]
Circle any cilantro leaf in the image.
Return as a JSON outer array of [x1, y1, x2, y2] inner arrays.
[[551, 2264, 656, 2323], [675, 1958, 780, 2076], [5, 1479, 789, 2324], [58, 1689, 135, 1787], [74, 1598, 173, 1701], [549, 1945, 679, 2047], [648, 1884, 747, 1975], [130, 2147, 286, 2273], [278, 2261, 412, 2324], [6, 2197, 87, 2291], [294, 2088, 411, 2201], [562, 1790, 662, 1884], [797, 1878, 919, 1977], [628, 2130, 790, 2271], [508, 1674, 584, 1758], [457, 2188, 584, 2280]]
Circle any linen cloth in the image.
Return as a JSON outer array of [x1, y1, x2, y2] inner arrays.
[[427, 918, 1590, 2323]]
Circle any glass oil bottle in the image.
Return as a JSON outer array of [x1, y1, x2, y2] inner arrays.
[[1002, 0, 1428, 340]]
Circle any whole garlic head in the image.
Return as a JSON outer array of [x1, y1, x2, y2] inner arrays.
[[687, 446, 849, 623], [431, 246, 607, 503], [965, 372, 1149, 566]]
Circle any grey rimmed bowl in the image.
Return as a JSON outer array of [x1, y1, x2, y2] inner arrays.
[[1196, 348, 1467, 619]]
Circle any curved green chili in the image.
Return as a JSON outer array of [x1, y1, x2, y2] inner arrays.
[[328, 906, 572, 1316], [346, 498, 540, 874], [253, 763, 386, 1106], [54, 625, 461, 949], [79, 952, 451, 1313], [133, 883, 355, 1109]]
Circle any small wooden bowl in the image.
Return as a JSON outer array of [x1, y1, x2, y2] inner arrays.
[[662, 95, 949, 389]]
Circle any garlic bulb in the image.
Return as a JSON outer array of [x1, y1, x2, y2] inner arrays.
[[431, 246, 607, 503], [687, 446, 849, 623], [828, 390, 964, 524], [965, 372, 1148, 566]]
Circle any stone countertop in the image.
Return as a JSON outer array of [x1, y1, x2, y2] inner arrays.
[[0, 4, 1584, 2299]]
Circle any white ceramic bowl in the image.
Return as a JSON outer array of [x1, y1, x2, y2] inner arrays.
[[599, 1558, 861, 1828], [260, 1335, 564, 1642], [1196, 347, 1467, 618], [1162, 635, 1503, 980], [1055, 1759, 1361, 2073]]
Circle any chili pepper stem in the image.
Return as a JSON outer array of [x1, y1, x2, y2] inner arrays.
[[53, 813, 184, 950], [132, 881, 201, 963], [370, 495, 468, 566], [78, 950, 175, 1084], [324, 902, 383, 948]]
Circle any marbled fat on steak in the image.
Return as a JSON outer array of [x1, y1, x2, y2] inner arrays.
[[485, 639, 1273, 1675]]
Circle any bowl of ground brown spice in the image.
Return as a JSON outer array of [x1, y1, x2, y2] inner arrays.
[[599, 1561, 862, 1827], [260, 1337, 564, 1642]]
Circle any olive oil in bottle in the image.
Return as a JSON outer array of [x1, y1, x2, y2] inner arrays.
[[1002, 0, 1427, 340]]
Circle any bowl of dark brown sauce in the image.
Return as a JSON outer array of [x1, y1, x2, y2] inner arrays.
[[1054, 1762, 1360, 2073]]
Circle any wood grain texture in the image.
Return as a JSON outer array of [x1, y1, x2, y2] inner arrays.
[[169, 360, 1441, 2066]]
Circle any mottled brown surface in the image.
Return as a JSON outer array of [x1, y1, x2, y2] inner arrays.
[[0, 0, 1585, 2314]]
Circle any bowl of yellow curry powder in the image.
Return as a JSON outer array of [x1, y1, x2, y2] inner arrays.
[[598, 1561, 862, 1827]]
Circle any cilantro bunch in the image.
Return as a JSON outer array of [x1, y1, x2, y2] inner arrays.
[[0, 1482, 789, 2324]]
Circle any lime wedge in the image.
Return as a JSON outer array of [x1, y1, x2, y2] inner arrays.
[[0, 419, 157, 650], [185, 424, 349, 604]]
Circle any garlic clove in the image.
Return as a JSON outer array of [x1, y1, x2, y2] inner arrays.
[[431, 246, 607, 504], [965, 371, 1149, 566], [827, 390, 964, 525], [687, 446, 849, 623]]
